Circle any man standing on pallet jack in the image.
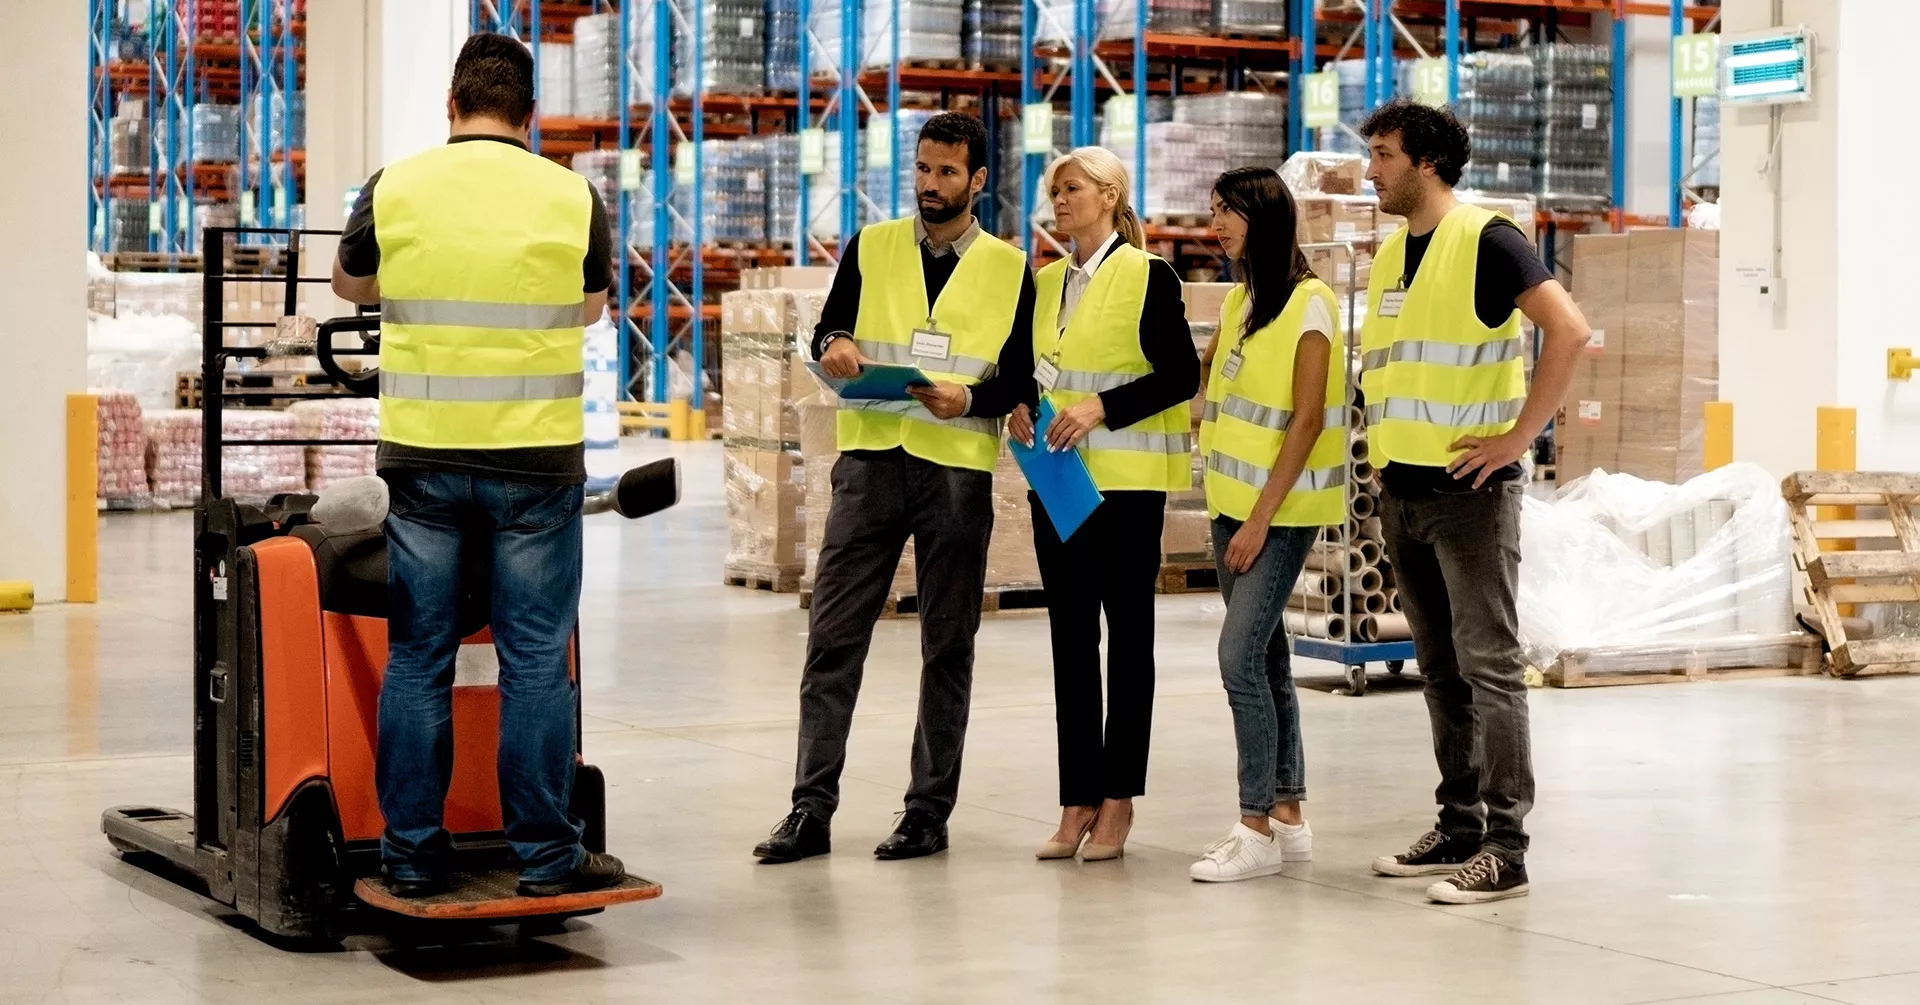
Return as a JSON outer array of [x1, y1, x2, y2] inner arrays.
[[1356, 100, 1590, 904], [753, 112, 1036, 864], [331, 33, 625, 898]]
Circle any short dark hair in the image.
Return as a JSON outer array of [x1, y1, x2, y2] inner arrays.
[[451, 33, 536, 127], [1360, 99, 1470, 187], [917, 112, 989, 175]]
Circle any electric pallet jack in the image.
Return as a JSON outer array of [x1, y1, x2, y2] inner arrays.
[[101, 227, 674, 940]]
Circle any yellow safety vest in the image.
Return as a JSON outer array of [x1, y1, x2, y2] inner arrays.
[[1360, 203, 1528, 468], [374, 140, 589, 450], [1200, 279, 1348, 526], [837, 217, 1028, 472], [1032, 243, 1192, 492]]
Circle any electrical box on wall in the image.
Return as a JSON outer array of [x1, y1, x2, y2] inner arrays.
[[1720, 27, 1814, 105]]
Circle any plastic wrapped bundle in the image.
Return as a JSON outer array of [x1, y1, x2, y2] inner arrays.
[[583, 313, 622, 491], [108, 199, 152, 253], [1097, 0, 1214, 38], [1105, 121, 1226, 218], [94, 389, 151, 504], [815, 0, 962, 67], [1455, 51, 1536, 197], [289, 398, 378, 491], [267, 91, 307, 151], [807, 128, 865, 240], [682, 0, 770, 95], [1174, 91, 1287, 171], [867, 109, 938, 219], [765, 134, 801, 245], [573, 14, 622, 119], [1691, 96, 1720, 189], [110, 116, 148, 175], [571, 150, 622, 217], [672, 138, 771, 243], [1531, 43, 1612, 206], [766, 0, 802, 90], [1215, 0, 1285, 36], [963, 0, 1022, 66], [540, 42, 575, 116], [1516, 463, 1796, 669], [145, 409, 307, 504], [191, 103, 241, 163]]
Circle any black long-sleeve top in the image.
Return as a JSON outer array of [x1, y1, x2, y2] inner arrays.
[[809, 226, 1039, 420], [1068, 252, 1200, 430]]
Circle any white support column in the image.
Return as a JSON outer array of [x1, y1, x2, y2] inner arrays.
[[0, 3, 89, 599]]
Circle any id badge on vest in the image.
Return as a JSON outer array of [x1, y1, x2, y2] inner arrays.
[[910, 320, 952, 362], [1379, 288, 1408, 318], [1033, 355, 1061, 393], [1221, 347, 1245, 382]]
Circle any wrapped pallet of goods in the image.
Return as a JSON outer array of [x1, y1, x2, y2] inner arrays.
[[146, 410, 306, 506], [289, 398, 378, 491], [95, 389, 152, 508]]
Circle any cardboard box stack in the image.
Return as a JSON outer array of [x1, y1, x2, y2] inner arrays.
[[1557, 230, 1718, 483], [719, 267, 831, 582]]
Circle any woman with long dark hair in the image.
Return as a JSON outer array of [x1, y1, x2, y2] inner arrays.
[[1013, 147, 1198, 863], [1188, 167, 1348, 883]]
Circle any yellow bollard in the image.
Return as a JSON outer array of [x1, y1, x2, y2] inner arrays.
[[0, 581, 33, 612], [1703, 401, 1733, 471], [1816, 406, 1858, 614], [667, 398, 692, 441], [67, 393, 99, 604], [688, 407, 708, 441]]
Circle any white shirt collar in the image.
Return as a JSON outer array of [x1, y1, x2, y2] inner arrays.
[[1068, 232, 1122, 279]]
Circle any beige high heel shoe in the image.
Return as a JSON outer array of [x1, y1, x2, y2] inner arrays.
[[1080, 802, 1133, 862], [1036, 810, 1098, 860]]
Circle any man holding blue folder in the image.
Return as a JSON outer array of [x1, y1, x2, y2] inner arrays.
[[753, 113, 1037, 865]]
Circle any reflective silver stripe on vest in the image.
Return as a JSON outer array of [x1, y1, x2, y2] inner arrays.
[[855, 339, 998, 382], [1081, 429, 1192, 455], [1053, 369, 1137, 394], [1363, 337, 1522, 373], [1363, 397, 1525, 427], [842, 398, 1000, 436], [1206, 451, 1348, 493], [1203, 396, 1347, 432], [380, 371, 586, 401], [383, 299, 586, 330]]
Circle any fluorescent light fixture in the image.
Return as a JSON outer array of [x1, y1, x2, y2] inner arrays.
[[1725, 77, 1803, 99], [1723, 49, 1801, 70]]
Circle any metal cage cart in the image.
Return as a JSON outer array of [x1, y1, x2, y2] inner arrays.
[[1286, 240, 1416, 697]]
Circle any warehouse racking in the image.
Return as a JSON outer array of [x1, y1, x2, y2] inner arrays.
[[88, 0, 307, 259]]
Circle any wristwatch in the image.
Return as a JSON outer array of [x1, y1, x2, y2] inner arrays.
[[819, 331, 853, 355]]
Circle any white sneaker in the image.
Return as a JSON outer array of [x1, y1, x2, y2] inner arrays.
[[1270, 817, 1313, 862], [1189, 823, 1286, 883]]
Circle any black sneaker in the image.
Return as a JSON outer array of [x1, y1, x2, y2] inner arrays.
[[383, 870, 449, 899], [753, 808, 831, 864], [517, 851, 627, 897], [1371, 829, 1481, 877], [1426, 851, 1530, 904], [873, 808, 947, 860]]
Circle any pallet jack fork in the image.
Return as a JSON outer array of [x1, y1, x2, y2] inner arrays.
[[102, 227, 669, 939]]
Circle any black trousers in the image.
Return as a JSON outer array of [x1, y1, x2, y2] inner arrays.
[[1030, 489, 1165, 807], [791, 449, 995, 822]]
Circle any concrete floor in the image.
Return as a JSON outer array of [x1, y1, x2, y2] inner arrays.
[[3, 441, 1918, 1004]]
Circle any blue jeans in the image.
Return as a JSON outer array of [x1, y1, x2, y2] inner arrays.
[[378, 469, 586, 884], [1212, 518, 1318, 816]]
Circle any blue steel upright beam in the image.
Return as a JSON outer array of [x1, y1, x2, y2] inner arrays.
[[1445, 0, 1459, 103], [888, 0, 901, 218], [1132, 0, 1144, 207], [691, 0, 706, 408], [1669, 0, 1683, 227], [617, 0, 633, 397], [280, 0, 296, 232], [1377, 0, 1394, 103], [796, 0, 812, 263], [1070, 0, 1093, 148], [1300, 0, 1317, 152], [88, 0, 111, 251], [531, 0, 544, 154], [838, 0, 858, 240], [1362, 0, 1377, 109], [1018, 0, 1036, 255], [651, 0, 673, 402], [1611, 0, 1626, 226]]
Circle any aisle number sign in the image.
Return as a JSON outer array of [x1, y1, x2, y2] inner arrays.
[[800, 127, 826, 175], [1673, 33, 1718, 98], [1411, 58, 1449, 107], [675, 144, 695, 185], [1022, 102, 1053, 154], [618, 150, 642, 191], [867, 113, 894, 165], [1302, 71, 1339, 129], [1104, 96, 1137, 148]]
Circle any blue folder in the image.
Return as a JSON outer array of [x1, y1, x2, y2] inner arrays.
[[806, 362, 934, 400], [1010, 399, 1105, 541]]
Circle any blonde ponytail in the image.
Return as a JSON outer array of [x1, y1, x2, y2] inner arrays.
[[1044, 146, 1146, 249]]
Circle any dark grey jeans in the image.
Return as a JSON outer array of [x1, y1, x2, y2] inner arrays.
[[1380, 480, 1534, 864], [791, 449, 994, 822]]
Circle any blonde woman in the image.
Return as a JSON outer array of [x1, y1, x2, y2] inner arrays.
[[1013, 147, 1198, 862]]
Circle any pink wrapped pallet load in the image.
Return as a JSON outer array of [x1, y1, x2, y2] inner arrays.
[[290, 398, 379, 490], [146, 410, 307, 505], [94, 389, 151, 506]]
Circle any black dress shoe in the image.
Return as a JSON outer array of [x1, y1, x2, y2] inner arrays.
[[517, 851, 627, 897], [874, 808, 948, 860], [384, 870, 449, 899], [754, 808, 831, 864]]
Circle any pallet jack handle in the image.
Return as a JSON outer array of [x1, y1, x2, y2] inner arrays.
[[315, 314, 382, 399]]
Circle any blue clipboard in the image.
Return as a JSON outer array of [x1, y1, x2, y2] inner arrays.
[[806, 361, 934, 400], [1010, 399, 1105, 540]]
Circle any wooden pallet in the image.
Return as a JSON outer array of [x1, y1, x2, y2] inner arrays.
[[1785, 471, 1920, 677], [798, 584, 1048, 618], [1217, 28, 1289, 40], [1146, 213, 1210, 230], [724, 562, 804, 594], [102, 251, 202, 274], [1545, 634, 1825, 688], [1156, 560, 1219, 594]]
